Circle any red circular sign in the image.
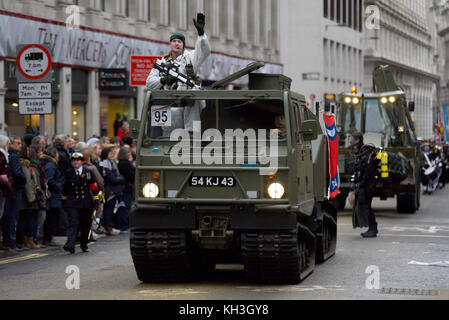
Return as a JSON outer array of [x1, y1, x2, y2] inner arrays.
[[17, 44, 52, 80]]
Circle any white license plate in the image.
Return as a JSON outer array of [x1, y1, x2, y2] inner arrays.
[[189, 176, 236, 187]]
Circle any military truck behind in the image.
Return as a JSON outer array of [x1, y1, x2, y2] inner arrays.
[[129, 63, 338, 284], [336, 65, 421, 214]]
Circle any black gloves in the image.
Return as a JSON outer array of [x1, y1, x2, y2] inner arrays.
[[160, 75, 176, 86], [193, 13, 205, 36]]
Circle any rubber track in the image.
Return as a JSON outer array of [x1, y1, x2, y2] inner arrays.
[[241, 228, 303, 284], [130, 229, 191, 282]]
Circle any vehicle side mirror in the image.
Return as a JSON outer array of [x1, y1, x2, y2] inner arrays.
[[130, 119, 140, 140], [408, 101, 415, 112], [300, 120, 318, 141]]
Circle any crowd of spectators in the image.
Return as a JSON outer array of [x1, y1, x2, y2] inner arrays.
[[0, 121, 135, 252]]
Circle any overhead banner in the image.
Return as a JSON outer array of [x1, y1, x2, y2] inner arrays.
[[323, 114, 339, 200], [0, 10, 282, 84]]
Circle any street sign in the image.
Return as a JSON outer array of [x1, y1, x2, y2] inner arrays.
[[310, 93, 316, 101], [16, 44, 53, 122], [302, 73, 320, 81], [98, 69, 127, 91], [18, 83, 51, 99], [130, 56, 161, 86], [19, 99, 52, 115], [16, 44, 52, 82]]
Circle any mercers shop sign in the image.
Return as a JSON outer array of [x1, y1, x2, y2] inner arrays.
[[99, 68, 127, 91]]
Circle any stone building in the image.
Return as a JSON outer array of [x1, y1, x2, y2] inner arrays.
[[364, 0, 439, 139], [0, 0, 282, 139]]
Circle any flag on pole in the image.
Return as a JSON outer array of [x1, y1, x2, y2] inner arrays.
[[323, 114, 339, 199], [444, 104, 449, 143]]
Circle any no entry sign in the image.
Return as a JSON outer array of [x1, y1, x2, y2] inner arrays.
[[130, 56, 161, 86], [17, 44, 52, 81]]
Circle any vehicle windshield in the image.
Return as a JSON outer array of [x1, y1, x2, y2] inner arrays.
[[363, 98, 393, 134], [341, 103, 362, 133], [147, 98, 285, 140]]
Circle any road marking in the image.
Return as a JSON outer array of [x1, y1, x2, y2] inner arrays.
[[138, 288, 208, 298], [0, 253, 48, 265], [236, 285, 345, 293], [339, 233, 449, 239], [387, 226, 449, 233]]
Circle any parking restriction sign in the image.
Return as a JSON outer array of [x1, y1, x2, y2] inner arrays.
[[16, 44, 52, 81]]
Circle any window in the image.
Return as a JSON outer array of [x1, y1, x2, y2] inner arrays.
[[343, 0, 347, 24], [348, 0, 352, 28], [358, 0, 362, 32], [125, 0, 129, 17], [101, 0, 105, 11], [147, 98, 285, 140], [324, 0, 329, 18], [330, 0, 335, 20], [336, 0, 341, 23], [168, 0, 172, 26], [147, 0, 151, 21]]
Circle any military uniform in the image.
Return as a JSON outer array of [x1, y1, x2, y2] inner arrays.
[[62, 159, 99, 253]]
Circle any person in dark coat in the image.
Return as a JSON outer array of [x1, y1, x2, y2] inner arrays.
[[52, 135, 71, 236], [8, 136, 26, 250], [52, 135, 72, 182], [40, 147, 63, 246], [62, 153, 100, 254], [99, 147, 124, 235], [113, 113, 122, 137], [116, 147, 135, 232], [0, 135, 15, 250], [351, 132, 380, 238], [16, 145, 41, 249]]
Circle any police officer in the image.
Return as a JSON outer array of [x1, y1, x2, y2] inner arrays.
[[146, 13, 211, 134], [351, 132, 380, 238], [62, 153, 100, 254]]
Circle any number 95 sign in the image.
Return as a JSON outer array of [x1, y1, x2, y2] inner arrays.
[[151, 106, 171, 127]]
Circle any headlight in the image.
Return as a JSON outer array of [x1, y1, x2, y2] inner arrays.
[[380, 97, 388, 104], [352, 97, 360, 105], [267, 183, 285, 199], [344, 97, 352, 104], [143, 183, 159, 198], [389, 96, 396, 103]]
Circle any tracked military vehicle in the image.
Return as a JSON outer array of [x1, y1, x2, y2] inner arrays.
[[336, 65, 421, 214], [129, 62, 338, 284]]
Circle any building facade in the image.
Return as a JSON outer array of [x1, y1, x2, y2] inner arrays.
[[364, 0, 439, 139], [0, 0, 282, 140], [280, 0, 365, 110], [432, 0, 449, 137]]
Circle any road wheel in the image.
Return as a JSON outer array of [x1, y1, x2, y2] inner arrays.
[[241, 226, 315, 284], [130, 229, 192, 283], [396, 193, 416, 214]]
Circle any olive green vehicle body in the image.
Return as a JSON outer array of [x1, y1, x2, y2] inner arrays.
[[336, 65, 421, 213], [129, 64, 338, 283]]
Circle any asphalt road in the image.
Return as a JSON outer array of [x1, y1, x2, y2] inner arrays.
[[1, 188, 448, 300]]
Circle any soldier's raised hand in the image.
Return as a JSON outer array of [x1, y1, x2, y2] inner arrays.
[[193, 13, 205, 36]]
